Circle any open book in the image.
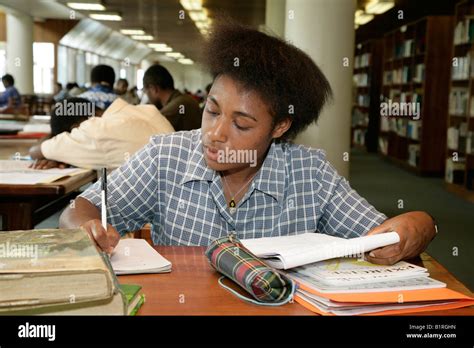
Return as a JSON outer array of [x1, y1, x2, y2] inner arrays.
[[0, 160, 90, 184], [110, 239, 172, 275], [240, 232, 400, 269]]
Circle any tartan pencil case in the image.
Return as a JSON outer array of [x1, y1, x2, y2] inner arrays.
[[205, 234, 295, 306]]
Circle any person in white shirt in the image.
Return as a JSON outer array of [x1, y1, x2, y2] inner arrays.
[[29, 97, 175, 169]]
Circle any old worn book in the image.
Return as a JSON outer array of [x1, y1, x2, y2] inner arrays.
[[0, 228, 116, 310]]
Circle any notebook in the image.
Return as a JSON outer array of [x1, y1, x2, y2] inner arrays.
[[240, 232, 400, 269], [110, 239, 172, 275]]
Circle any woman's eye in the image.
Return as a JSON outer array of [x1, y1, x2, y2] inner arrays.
[[206, 109, 218, 116], [234, 123, 249, 131]]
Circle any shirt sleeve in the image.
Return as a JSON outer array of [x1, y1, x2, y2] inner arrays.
[[78, 140, 158, 236], [316, 154, 387, 238]]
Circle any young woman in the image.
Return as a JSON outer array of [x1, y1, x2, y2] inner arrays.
[[60, 22, 436, 265]]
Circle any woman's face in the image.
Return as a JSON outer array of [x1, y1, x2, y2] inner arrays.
[[201, 74, 290, 172]]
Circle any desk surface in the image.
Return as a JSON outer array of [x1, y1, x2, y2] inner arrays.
[[0, 170, 97, 196], [119, 246, 474, 316]]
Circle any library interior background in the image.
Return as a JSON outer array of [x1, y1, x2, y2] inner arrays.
[[0, 0, 472, 291]]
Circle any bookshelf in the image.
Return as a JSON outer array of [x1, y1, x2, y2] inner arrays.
[[446, 0, 474, 203], [351, 39, 383, 152], [379, 16, 454, 176]]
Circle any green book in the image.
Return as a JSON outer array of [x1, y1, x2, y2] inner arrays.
[[0, 228, 123, 315], [120, 284, 145, 316]]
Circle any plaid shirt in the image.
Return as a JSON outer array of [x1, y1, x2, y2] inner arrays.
[[79, 129, 387, 246]]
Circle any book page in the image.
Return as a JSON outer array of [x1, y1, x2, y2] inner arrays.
[[0, 160, 89, 184], [241, 232, 400, 269], [110, 239, 171, 275]]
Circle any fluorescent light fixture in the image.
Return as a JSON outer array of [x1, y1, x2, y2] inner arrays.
[[180, 0, 202, 11], [189, 10, 207, 22], [131, 35, 154, 41], [355, 10, 374, 25], [148, 43, 169, 49], [154, 47, 173, 52], [365, 0, 395, 15], [178, 58, 194, 65], [89, 12, 122, 21], [67, 2, 105, 11], [166, 52, 184, 58], [120, 29, 145, 35], [195, 21, 209, 29]]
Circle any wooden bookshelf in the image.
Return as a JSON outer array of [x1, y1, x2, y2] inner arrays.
[[445, 0, 474, 202], [379, 16, 454, 176], [351, 39, 383, 152]]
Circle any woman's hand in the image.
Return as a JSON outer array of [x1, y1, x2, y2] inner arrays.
[[29, 159, 67, 169], [365, 211, 436, 265]]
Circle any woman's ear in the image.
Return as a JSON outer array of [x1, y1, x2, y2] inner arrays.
[[271, 117, 292, 139]]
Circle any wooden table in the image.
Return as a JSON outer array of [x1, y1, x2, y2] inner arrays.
[[0, 170, 97, 230], [119, 246, 474, 316]]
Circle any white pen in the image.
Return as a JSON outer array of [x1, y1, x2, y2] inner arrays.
[[101, 167, 107, 231]]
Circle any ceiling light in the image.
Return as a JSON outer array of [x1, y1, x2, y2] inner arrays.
[[180, 0, 202, 11], [154, 47, 173, 52], [355, 11, 374, 25], [131, 35, 154, 41], [67, 2, 105, 11], [120, 29, 145, 35], [166, 52, 184, 58], [89, 12, 122, 21], [148, 43, 169, 49], [365, 0, 395, 15], [178, 58, 194, 65], [189, 10, 207, 22]]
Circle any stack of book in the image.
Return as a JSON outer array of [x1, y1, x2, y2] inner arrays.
[[0, 229, 145, 315], [454, 16, 474, 45], [451, 54, 470, 80], [242, 233, 474, 315]]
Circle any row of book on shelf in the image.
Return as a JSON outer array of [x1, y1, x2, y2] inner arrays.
[[454, 16, 474, 45], [380, 117, 421, 140], [452, 53, 472, 80], [447, 123, 474, 154], [354, 94, 370, 107], [353, 73, 369, 87], [352, 129, 366, 146], [394, 39, 415, 59], [354, 52, 371, 69], [449, 87, 474, 116], [383, 64, 425, 85]]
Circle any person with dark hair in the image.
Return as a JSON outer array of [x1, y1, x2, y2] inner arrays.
[[0, 74, 21, 111], [30, 97, 174, 170], [143, 64, 201, 131], [60, 21, 437, 266], [79, 64, 117, 110], [114, 78, 138, 104], [54, 82, 81, 102]]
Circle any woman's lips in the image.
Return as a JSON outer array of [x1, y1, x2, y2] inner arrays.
[[204, 145, 220, 162]]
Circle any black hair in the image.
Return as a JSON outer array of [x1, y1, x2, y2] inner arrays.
[[50, 97, 94, 136], [2, 74, 14, 86], [90, 65, 115, 87], [203, 20, 332, 140], [143, 65, 174, 90], [66, 82, 79, 90], [117, 78, 129, 87]]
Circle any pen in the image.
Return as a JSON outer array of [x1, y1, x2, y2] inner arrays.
[[101, 167, 107, 231]]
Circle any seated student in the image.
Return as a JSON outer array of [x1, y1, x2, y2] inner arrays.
[[143, 65, 202, 131], [54, 82, 79, 102], [0, 74, 21, 112], [79, 65, 117, 111], [60, 21, 437, 265], [114, 78, 139, 105], [29, 97, 174, 170], [29, 97, 94, 169]]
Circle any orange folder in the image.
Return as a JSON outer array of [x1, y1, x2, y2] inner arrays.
[[295, 281, 474, 316]]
